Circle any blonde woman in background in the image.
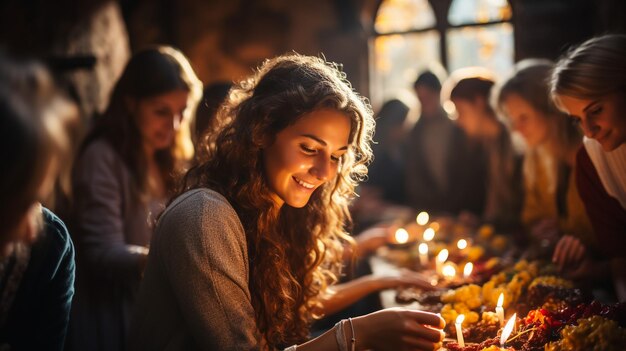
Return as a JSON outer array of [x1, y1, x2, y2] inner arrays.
[[497, 60, 596, 259]]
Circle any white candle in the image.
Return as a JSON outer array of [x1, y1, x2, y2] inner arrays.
[[418, 243, 428, 266], [463, 262, 473, 279], [442, 263, 456, 281], [416, 211, 429, 226], [455, 314, 465, 347], [457, 239, 468, 250], [436, 249, 448, 275], [394, 228, 409, 244], [496, 293, 505, 327], [423, 228, 435, 242], [500, 313, 516, 348]]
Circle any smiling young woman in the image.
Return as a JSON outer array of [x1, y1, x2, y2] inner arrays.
[[550, 34, 626, 301], [128, 54, 445, 351]]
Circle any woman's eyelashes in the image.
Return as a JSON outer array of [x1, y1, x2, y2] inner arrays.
[[587, 106, 603, 119], [299, 144, 316, 155], [299, 144, 343, 163]]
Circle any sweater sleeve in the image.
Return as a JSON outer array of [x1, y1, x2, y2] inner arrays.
[[73, 140, 146, 280], [10, 208, 76, 351], [576, 147, 626, 258], [157, 189, 261, 350]]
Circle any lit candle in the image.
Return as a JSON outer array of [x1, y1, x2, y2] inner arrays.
[[436, 249, 448, 275], [394, 228, 409, 244], [463, 262, 473, 279], [442, 263, 456, 281], [457, 239, 468, 250], [418, 243, 428, 266], [500, 313, 516, 348], [496, 293, 505, 327], [416, 211, 429, 226], [455, 314, 465, 347], [423, 228, 435, 242]]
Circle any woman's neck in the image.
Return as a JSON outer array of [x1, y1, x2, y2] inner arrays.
[[145, 151, 166, 198], [478, 114, 501, 138]]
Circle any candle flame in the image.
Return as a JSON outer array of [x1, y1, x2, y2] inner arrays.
[[463, 262, 473, 278], [423, 228, 435, 241], [457, 239, 468, 250], [500, 313, 516, 346], [436, 249, 449, 263], [416, 211, 429, 225], [497, 293, 504, 307], [419, 243, 428, 254], [394, 228, 409, 244], [442, 263, 456, 278], [456, 314, 465, 324]]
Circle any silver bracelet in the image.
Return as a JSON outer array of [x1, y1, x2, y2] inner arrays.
[[347, 317, 356, 351], [334, 320, 349, 351], [284, 345, 297, 351]]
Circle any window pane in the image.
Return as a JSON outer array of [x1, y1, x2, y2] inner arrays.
[[375, 0, 436, 34], [447, 23, 514, 79], [370, 31, 441, 108], [448, 0, 512, 25]]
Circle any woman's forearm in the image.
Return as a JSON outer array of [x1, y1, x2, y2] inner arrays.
[[319, 275, 393, 316]]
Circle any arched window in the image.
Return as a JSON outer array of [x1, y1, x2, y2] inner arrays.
[[370, 0, 513, 109], [371, 0, 439, 107], [447, 0, 513, 78]]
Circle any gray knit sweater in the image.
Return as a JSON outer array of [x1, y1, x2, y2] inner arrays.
[[128, 188, 262, 350]]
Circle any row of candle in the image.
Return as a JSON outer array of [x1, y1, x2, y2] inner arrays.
[[455, 292, 510, 347], [394, 228, 474, 275], [414, 212, 517, 348], [455, 311, 516, 348]]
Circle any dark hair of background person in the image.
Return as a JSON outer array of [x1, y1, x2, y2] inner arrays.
[[374, 99, 409, 144], [450, 77, 496, 117], [413, 70, 442, 92], [80, 46, 201, 197], [194, 81, 232, 141], [0, 55, 69, 236]]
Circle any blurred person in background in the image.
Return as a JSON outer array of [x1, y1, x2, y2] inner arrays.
[[67, 46, 202, 351], [194, 81, 232, 144], [497, 60, 596, 264], [449, 74, 523, 232], [405, 70, 486, 220]]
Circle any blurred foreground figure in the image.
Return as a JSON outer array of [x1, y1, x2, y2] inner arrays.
[[0, 55, 76, 351]]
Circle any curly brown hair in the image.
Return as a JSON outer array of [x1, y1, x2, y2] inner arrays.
[[178, 54, 374, 348]]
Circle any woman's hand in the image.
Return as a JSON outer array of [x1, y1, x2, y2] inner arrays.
[[552, 235, 586, 272], [354, 308, 445, 351]]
